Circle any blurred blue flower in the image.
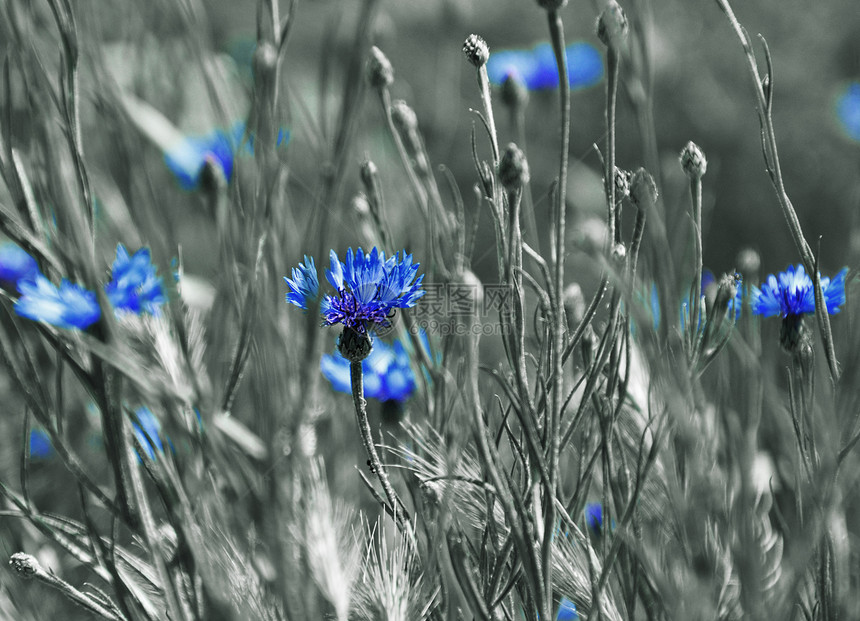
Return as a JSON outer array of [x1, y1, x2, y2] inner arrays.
[[319, 247, 424, 335], [836, 82, 860, 141], [321, 337, 417, 403], [165, 121, 290, 189], [556, 597, 578, 620], [132, 407, 165, 461], [14, 274, 101, 330], [0, 242, 39, 290], [105, 244, 166, 316], [29, 429, 53, 460], [752, 264, 847, 318], [585, 502, 603, 534], [487, 42, 602, 91], [284, 255, 319, 310]]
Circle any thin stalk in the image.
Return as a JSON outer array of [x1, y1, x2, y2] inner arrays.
[[688, 176, 704, 362]]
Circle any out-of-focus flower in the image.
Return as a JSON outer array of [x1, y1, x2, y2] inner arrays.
[[284, 255, 319, 310], [321, 337, 416, 403], [836, 82, 860, 141], [105, 244, 166, 316], [29, 429, 53, 460], [0, 242, 38, 291], [752, 264, 847, 318], [487, 42, 602, 91], [132, 407, 166, 461], [585, 502, 603, 535], [14, 274, 101, 330], [557, 597, 578, 620]]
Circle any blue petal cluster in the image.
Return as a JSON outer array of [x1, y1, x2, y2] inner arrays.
[[556, 597, 578, 621], [289, 247, 424, 335], [0, 242, 39, 290], [487, 42, 603, 91], [165, 121, 290, 190], [321, 337, 417, 403], [284, 255, 319, 310], [752, 264, 847, 318], [29, 429, 54, 460], [585, 502, 603, 534], [15, 275, 102, 330], [132, 407, 166, 461], [106, 245, 166, 316], [836, 82, 860, 141]]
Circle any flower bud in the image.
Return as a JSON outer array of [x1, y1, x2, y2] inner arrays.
[[501, 73, 528, 110], [463, 34, 490, 68], [368, 46, 394, 89], [714, 272, 741, 311], [612, 242, 627, 266], [253, 41, 279, 84], [563, 282, 585, 327], [9, 553, 43, 579], [614, 167, 631, 200], [498, 143, 530, 191], [390, 100, 418, 135], [629, 167, 658, 209], [680, 141, 707, 179], [536, 0, 569, 10], [338, 327, 373, 363], [736, 248, 760, 275], [597, 1, 629, 49]]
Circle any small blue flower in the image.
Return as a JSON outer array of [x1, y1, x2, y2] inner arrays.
[[0, 242, 39, 290], [752, 264, 847, 318], [487, 42, 603, 91], [585, 502, 603, 534], [14, 274, 101, 330], [29, 429, 54, 460], [132, 407, 165, 461], [556, 597, 578, 621], [836, 82, 860, 141], [284, 255, 319, 310], [105, 244, 166, 316], [320, 247, 424, 334], [321, 337, 417, 403], [165, 128, 235, 190]]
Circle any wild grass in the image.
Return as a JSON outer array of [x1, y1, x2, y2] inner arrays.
[[0, 0, 857, 620]]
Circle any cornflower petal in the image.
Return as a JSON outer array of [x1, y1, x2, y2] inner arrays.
[[284, 255, 319, 310], [15, 275, 101, 330], [105, 244, 166, 316], [0, 242, 39, 290]]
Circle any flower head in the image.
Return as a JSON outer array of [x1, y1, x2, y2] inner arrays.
[[284, 255, 319, 310], [320, 247, 424, 335], [0, 242, 39, 290], [836, 82, 860, 141], [14, 274, 101, 330], [752, 264, 847, 318], [165, 127, 235, 190], [321, 337, 417, 403], [105, 244, 166, 316], [487, 42, 602, 91]]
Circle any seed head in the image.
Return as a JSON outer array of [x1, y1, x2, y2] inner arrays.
[[498, 143, 530, 191], [368, 46, 394, 89], [680, 141, 707, 179], [463, 34, 490, 68], [614, 167, 631, 199], [629, 167, 658, 208], [597, 1, 629, 49], [9, 553, 43, 579]]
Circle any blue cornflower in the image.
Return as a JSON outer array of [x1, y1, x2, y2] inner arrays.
[[105, 244, 166, 316], [487, 42, 603, 91], [284, 255, 319, 310], [585, 502, 603, 534], [318, 247, 424, 335], [0, 242, 39, 290], [752, 264, 847, 318], [556, 597, 578, 621], [165, 121, 290, 189], [836, 82, 860, 141], [132, 407, 165, 461], [320, 337, 416, 403], [29, 429, 54, 460], [14, 274, 101, 330]]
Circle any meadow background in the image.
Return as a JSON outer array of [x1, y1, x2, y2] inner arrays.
[[0, 0, 859, 619]]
